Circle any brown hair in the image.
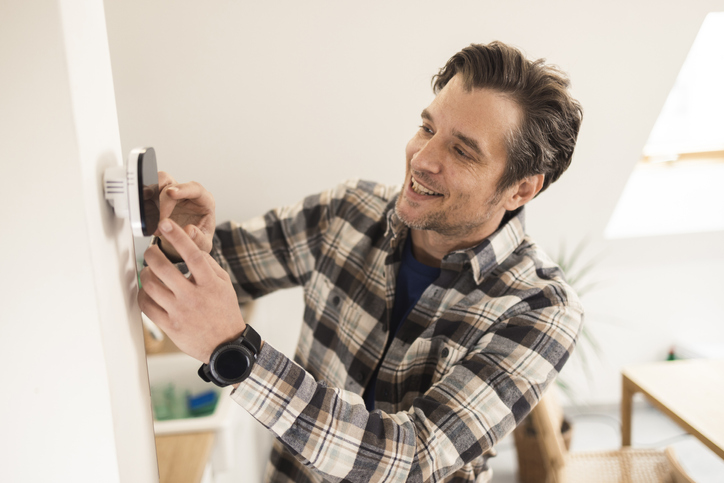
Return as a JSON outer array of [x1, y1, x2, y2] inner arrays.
[[433, 41, 583, 194]]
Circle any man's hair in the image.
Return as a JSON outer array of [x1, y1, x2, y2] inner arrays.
[[433, 41, 583, 194]]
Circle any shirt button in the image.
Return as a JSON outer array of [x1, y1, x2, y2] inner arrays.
[[332, 295, 341, 306], [355, 372, 366, 383], [441, 348, 450, 358]]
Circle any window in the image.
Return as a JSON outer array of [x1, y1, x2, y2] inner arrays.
[[605, 12, 724, 239]]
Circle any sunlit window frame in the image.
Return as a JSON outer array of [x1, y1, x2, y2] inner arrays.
[[640, 149, 724, 165]]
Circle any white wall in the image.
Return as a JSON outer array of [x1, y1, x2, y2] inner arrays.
[[105, 0, 724, 405], [0, 1, 158, 481]]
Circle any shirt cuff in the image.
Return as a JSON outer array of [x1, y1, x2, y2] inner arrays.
[[230, 341, 318, 436]]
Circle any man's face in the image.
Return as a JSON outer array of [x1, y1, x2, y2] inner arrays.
[[395, 74, 522, 240]]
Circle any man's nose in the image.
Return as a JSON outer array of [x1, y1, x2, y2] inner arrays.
[[410, 138, 443, 174]]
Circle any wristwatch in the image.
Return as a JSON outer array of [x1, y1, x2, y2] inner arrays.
[[198, 325, 262, 387]]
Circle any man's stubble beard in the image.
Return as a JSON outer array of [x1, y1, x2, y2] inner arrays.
[[394, 188, 504, 238]]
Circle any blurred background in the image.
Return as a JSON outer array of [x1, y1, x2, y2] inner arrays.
[[3, 1, 723, 481], [106, 0, 724, 407]]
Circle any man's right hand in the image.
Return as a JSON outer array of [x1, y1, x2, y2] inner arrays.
[[154, 171, 216, 261]]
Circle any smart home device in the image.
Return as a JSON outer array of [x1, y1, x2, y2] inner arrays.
[[104, 147, 160, 237]]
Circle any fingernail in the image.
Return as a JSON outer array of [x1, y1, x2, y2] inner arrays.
[[160, 219, 172, 232], [190, 228, 197, 240], [167, 187, 178, 193]]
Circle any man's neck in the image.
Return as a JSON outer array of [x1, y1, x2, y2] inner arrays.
[[409, 210, 506, 268]]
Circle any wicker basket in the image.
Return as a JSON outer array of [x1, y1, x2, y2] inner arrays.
[[513, 414, 572, 483]]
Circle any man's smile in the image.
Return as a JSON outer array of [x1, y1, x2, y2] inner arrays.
[[410, 175, 443, 197]]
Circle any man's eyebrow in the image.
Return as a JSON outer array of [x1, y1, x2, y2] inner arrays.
[[452, 129, 483, 158], [421, 109, 432, 121]]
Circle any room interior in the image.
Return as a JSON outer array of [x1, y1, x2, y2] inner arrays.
[[2, 1, 723, 482]]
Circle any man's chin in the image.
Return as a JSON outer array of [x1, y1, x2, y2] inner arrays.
[[395, 201, 412, 226], [395, 202, 433, 231]]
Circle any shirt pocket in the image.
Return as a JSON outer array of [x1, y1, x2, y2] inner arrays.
[[303, 272, 362, 352], [405, 337, 466, 386], [435, 344, 466, 382]]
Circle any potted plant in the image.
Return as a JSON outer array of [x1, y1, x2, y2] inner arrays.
[[513, 239, 603, 483]]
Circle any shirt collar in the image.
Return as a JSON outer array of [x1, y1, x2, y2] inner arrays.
[[457, 207, 526, 284], [386, 204, 526, 284], [384, 199, 408, 248]]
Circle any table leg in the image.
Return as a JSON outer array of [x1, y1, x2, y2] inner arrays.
[[621, 376, 634, 447]]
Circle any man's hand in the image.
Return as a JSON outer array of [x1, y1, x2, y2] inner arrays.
[[155, 171, 216, 260], [139, 218, 245, 364]]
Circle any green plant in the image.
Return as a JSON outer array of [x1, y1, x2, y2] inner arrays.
[[513, 239, 602, 476], [554, 238, 605, 402]]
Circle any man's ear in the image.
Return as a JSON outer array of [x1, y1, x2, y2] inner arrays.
[[502, 173, 545, 211]]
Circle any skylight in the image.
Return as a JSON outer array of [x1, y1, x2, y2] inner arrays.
[[605, 12, 724, 239]]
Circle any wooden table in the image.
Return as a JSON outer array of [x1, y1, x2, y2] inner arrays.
[[621, 358, 724, 459]]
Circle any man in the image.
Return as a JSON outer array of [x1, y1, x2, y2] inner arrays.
[[139, 41, 584, 482]]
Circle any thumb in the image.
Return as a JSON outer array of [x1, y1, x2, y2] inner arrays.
[[159, 186, 179, 221]]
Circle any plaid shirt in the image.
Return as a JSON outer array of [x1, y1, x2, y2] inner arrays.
[[210, 180, 583, 483]]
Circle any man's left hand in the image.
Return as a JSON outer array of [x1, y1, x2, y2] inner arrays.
[[138, 218, 246, 364]]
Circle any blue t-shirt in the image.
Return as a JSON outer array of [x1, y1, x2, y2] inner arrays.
[[363, 235, 440, 410]]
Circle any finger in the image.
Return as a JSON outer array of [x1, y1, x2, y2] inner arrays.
[[195, 216, 217, 246], [138, 288, 171, 330], [144, 244, 191, 294], [166, 181, 215, 210], [157, 218, 215, 285], [158, 185, 180, 222], [202, 251, 229, 280], [182, 224, 199, 242], [143, 184, 159, 201], [139, 266, 176, 310], [158, 181, 215, 223], [185, 224, 212, 253], [158, 171, 177, 189]]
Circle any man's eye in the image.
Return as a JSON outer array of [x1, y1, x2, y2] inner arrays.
[[419, 125, 433, 135], [454, 147, 469, 158]]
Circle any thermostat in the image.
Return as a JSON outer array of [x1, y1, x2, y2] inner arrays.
[[104, 147, 160, 237]]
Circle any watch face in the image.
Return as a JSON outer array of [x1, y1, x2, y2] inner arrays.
[[214, 346, 252, 382]]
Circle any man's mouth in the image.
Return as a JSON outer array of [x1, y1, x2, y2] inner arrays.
[[411, 176, 443, 196]]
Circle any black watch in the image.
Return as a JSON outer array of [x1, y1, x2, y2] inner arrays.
[[198, 325, 262, 387]]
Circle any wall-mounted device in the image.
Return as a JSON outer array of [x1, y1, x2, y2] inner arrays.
[[104, 147, 160, 237]]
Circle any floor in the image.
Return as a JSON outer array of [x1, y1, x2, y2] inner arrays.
[[488, 402, 724, 483]]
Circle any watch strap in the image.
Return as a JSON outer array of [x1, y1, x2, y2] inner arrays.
[[238, 324, 262, 356], [198, 364, 213, 383]]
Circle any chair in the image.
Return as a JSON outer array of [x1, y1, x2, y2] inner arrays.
[[525, 388, 696, 483], [664, 447, 696, 483]]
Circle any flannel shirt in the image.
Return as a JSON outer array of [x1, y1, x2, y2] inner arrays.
[[209, 179, 583, 483]]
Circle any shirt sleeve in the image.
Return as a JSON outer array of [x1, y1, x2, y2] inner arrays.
[[231, 298, 583, 482], [208, 182, 353, 302]]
